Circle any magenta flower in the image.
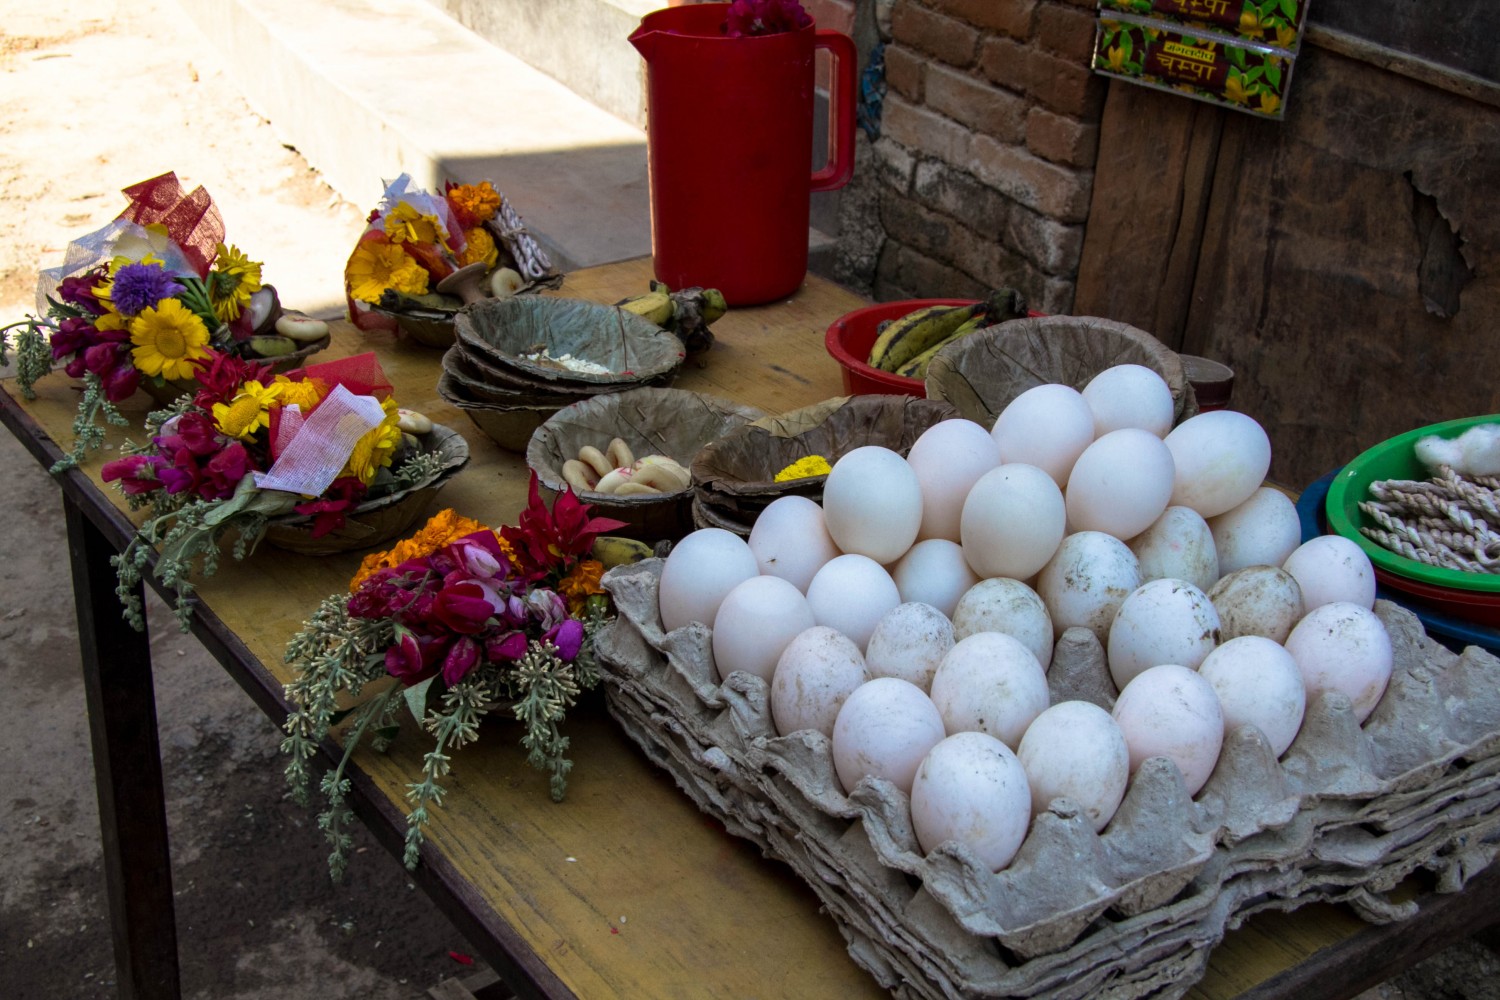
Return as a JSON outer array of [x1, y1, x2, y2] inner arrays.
[[431, 582, 497, 634], [101, 359, 142, 402], [201, 441, 256, 500], [724, 0, 811, 37], [101, 454, 164, 495], [546, 618, 585, 661], [441, 636, 482, 686], [485, 630, 529, 662], [50, 316, 97, 360], [385, 629, 436, 686], [57, 271, 109, 315]]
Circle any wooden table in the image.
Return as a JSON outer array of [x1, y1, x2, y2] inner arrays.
[[2, 257, 1496, 1000]]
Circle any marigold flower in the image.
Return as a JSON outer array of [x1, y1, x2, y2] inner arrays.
[[128, 298, 212, 380], [346, 238, 431, 303], [456, 226, 500, 269], [271, 374, 328, 412], [446, 181, 501, 225], [557, 559, 606, 615], [349, 510, 495, 591]]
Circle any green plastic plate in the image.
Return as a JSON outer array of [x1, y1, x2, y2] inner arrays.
[[1325, 414, 1500, 593]]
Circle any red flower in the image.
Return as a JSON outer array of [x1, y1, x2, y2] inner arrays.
[[101, 454, 164, 495], [500, 473, 626, 582], [724, 0, 811, 37], [101, 359, 142, 402], [292, 476, 368, 538], [385, 628, 438, 686], [202, 441, 257, 500], [192, 350, 273, 409], [441, 635, 482, 686]]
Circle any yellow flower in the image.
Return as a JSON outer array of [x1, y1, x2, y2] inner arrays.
[[349, 508, 495, 590], [212, 380, 282, 440], [343, 397, 403, 485], [774, 454, 833, 482], [346, 240, 430, 303], [456, 226, 500, 269], [209, 243, 263, 322], [1276, 25, 1298, 48], [449, 181, 501, 223], [1107, 46, 1127, 72], [1257, 91, 1281, 116], [271, 375, 328, 412], [384, 201, 445, 246], [1238, 10, 1266, 37], [128, 298, 211, 380], [1223, 74, 1252, 105]]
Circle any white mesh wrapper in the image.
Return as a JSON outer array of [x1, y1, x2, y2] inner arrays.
[[253, 384, 385, 497]]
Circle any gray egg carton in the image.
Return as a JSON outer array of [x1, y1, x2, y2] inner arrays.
[[595, 559, 1500, 999]]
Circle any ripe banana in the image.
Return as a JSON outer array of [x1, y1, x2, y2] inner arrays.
[[615, 289, 674, 326], [591, 535, 655, 568], [867, 302, 985, 373]]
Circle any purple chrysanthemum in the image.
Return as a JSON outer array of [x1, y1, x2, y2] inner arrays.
[[110, 261, 179, 316]]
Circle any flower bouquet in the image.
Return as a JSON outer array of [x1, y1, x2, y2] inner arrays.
[[281, 488, 626, 877], [345, 174, 563, 346], [0, 172, 333, 468], [101, 352, 468, 630]]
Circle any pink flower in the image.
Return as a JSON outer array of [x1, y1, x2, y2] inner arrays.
[[724, 0, 811, 37], [201, 441, 255, 499]]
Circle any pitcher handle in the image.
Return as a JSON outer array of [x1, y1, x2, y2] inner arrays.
[[811, 30, 857, 192]]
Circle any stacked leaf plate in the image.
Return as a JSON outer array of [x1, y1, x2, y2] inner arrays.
[[437, 296, 686, 451]]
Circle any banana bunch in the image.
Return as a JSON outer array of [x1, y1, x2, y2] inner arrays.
[[866, 288, 1029, 380], [616, 281, 728, 355], [562, 437, 692, 496]]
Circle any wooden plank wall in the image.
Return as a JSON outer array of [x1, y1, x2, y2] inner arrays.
[[1074, 43, 1500, 490]]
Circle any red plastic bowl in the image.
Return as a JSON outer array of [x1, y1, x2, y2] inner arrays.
[[825, 299, 977, 397]]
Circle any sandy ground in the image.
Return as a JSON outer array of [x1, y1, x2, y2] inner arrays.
[[4, 2, 1500, 999], [0, 2, 483, 998]]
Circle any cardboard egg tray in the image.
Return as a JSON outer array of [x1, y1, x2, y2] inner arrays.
[[595, 559, 1500, 999]]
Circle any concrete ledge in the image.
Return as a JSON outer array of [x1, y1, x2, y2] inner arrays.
[[174, 0, 653, 271]]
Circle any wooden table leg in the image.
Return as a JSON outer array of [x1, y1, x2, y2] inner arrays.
[[65, 501, 181, 1000]]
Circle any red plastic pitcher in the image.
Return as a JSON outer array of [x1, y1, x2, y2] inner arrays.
[[629, 3, 856, 305]]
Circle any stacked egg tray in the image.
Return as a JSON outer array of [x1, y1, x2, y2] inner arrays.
[[595, 559, 1500, 1000]]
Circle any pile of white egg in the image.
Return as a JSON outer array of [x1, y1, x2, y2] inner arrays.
[[655, 365, 1391, 874]]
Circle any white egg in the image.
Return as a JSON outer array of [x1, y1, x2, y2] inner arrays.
[[930, 632, 1050, 748], [711, 575, 817, 684], [822, 446, 923, 564], [991, 384, 1096, 486], [831, 677, 948, 795], [951, 577, 1054, 671], [1035, 530, 1142, 643], [1208, 565, 1304, 643], [1209, 487, 1302, 577], [906, 418, 1001, 543], [1129, 506, 1219, 592], [658, 527, 760, 633], [1282, 535, 1377, 612], [770, 626, 869, 737], [1107, 578, 1221, 690], [864, 602, 956, 692], [961, 464, 1066, 580], [1284, 601, 1392, 723], [911, 732, 1032, 871], [891, 538, 980, 619], [1111, 663, 1224, 796], [806, 553, 903, 651], [1163, 410, 1272, 518], [1016, 701, 1130, 831], [1081, 364, 1174, 438], [748, 495, 841, 592], [1064, 428, 1176, 541], [1197, 636, 1306, 757]]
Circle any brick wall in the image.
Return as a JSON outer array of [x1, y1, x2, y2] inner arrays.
[[871, 0, 1106, 313]]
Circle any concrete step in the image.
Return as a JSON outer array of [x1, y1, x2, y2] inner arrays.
[[175, 0, 653, 272], [419, 0, 657, 130]]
